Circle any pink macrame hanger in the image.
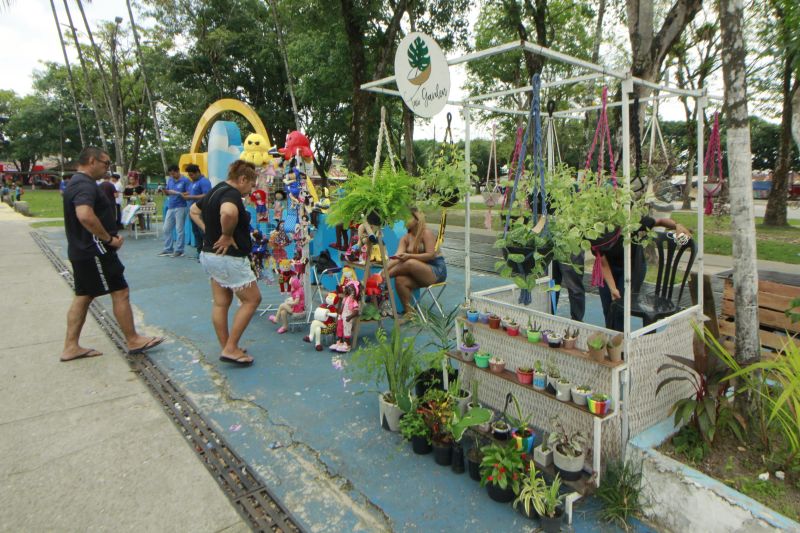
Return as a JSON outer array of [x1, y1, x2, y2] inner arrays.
[[503, 126, 526, 210], [703, 112, 723, 215], [584, 87, 618, 188]]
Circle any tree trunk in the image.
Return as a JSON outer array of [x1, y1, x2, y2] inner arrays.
[[763, 52, 797, 227], [50, 0, 85, 148], [793, 83, 800, 155], [720, 0, 760, 363]]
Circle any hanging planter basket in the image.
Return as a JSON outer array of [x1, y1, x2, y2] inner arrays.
[[437, 189, 460, 208], [482, 190, 502, 208], [502, 241, 553, 277]]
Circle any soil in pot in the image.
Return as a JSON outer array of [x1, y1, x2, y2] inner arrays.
[[411, 435, 432, 455], [486, 481, 515, 503], [451, 443, 465, 474], [540, 508, 564, 533], [432, 441, 453, 466], [492, 423, 511, 441]]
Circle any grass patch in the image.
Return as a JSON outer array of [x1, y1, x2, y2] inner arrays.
[[23, 190, 64, 218], [30, 220, 65, 229]]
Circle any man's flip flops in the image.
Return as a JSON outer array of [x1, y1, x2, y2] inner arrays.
[[60, 349, 103, 362], [219, 355, 254, 366], [128, 337, 165, 355]]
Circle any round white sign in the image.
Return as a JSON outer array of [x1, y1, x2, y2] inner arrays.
[[394, 32, 451, 118]]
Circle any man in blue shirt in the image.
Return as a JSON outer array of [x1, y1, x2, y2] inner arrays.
[[183, 163, 212, 259], [158, 164, 192, 257]]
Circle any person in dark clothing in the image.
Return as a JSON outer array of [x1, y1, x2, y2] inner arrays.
[[190, 160, 261, 366], [98, 174, 117, 209], [60, 147, 164, 361], [597, 216, 692, 331]]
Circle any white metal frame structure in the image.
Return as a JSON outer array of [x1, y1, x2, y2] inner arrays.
[[361, 38, 714, 520]]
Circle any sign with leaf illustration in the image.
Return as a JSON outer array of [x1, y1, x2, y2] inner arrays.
[[394, 32, 450, 118]]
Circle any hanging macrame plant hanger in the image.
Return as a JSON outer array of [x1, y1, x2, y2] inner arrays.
[[702, 112, 726, 216], [433, 112, 455, 252], [481, 123, 502, 230]]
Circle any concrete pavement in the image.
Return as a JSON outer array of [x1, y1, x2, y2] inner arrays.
[[0, 203, 248, 533]]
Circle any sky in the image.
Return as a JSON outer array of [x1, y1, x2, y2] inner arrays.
[[0, 1, 695, 143]]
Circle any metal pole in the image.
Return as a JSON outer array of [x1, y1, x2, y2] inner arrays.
[[126, 0, 168, 175], [464, 106, 472, 301], [621, 78, 633, 344], [50, 0, 85, 148], [697, 91, 707, 326]]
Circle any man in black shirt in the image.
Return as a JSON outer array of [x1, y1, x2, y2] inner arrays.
[[61, 147, 164, 361], [190, 160, 261, 366]]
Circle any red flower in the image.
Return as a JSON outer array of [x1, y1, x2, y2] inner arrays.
[[513, 473, 518, 480], [487, 475, 493, 481], [521, 453, 527, 460], [494, 463, 499, 468], [499, 467, 506, 473]]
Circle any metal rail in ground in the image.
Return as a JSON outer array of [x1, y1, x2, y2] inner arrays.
[[32, 232, 303, 533]]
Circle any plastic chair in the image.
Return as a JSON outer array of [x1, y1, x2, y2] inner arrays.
[[132, 203, 159, 239], [611, 231, 697, 327]]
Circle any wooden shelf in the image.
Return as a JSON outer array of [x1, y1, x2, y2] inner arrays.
[[466, 426, 595, 495], [447, 351, 614, 420], [458, 318, 624, 369]]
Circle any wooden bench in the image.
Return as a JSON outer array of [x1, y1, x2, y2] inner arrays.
[[717, 270, 800, 358]]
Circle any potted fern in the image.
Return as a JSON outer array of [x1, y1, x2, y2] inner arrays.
[[326, 161, 414, 228], [415, 143, 472, 208]]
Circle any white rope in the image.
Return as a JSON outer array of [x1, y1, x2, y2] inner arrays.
[[372, 106, 396, 183]]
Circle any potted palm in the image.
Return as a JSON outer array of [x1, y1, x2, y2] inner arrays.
[[399, 409, 432, 455], [548, 420, 587, 481], [480, 442, 524, 503], [348, 327, 416, 432]]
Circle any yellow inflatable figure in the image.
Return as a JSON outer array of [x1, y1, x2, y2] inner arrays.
[[240, 133, 271, 166]]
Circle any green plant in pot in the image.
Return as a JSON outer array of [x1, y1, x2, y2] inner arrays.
[[399, 408, 432, 455], [348, 327, 417, 432], [415, 143, 473, 208], [480, 442, 524, 503], [418, 388, 456, 466], [506, 393, 536, 453], [494, 216, 554, 302], [446, 404, 493, 474], [459, 331, 479, 361], [412, 306, 460, 397], [547, 419, 587, 481], [326, 161, 414, 229], [513, 461, 546, 519], [534, 474, 566, 533]]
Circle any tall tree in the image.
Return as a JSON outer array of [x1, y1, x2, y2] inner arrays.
[[762, 0, 799, 226], [49, 0, 85, 147], [720, 0, 759, 362]]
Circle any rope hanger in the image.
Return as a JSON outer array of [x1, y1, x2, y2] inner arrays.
[[372, 106, 396, 183], [703, 112, 724, 215], [434, 112, 454, 252]]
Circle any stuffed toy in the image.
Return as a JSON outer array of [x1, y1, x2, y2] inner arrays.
[[279, 131, 314, 161], [278, 259, 294, 293], [269, 275, 305, 334], [331, 281, 359, 353], [304, 292, 338, 351], [269, 220, 289, 263], [250, 189, 269, 222], [240, 133, 271, 166]]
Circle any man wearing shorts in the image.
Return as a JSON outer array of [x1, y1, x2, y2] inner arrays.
[[190, 160, 261, 366], [61, 147, 164, 361]]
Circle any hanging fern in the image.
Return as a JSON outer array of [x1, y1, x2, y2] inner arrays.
[[327, 161, 414, 228]]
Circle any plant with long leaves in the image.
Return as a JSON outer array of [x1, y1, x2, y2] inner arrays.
[[656, 324, 746, 445], [326, 161, 414, 227]]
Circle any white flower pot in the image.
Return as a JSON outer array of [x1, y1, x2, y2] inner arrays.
[[571, 388, 592, 406], [555, 381, 572, 402], [553, 446, 585, 480], [533, 445, 553, 467], [379, 392, 402, 432]]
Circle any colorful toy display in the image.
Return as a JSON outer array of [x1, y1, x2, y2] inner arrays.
[[304, 292, 338, 351], [331, 281, 360, 353], [240, 133, 271, 166]]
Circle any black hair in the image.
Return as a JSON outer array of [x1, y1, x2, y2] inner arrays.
[[78, 146, 107, 165], [185, 163, 200, 173], [168, 164, 180, 172]]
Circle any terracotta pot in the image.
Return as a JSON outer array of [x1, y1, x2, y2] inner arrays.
[[563, 337, 577, 350], [488, 316, 501, 329], [516, 368, 533, 385], [489, 360, 506, 373]]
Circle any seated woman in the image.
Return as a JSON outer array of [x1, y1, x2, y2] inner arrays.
[[597, 216, 692, 331], [386, 207, 447, 318]]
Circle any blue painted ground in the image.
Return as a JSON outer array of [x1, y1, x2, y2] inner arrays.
[[41, 227, 655, 533]]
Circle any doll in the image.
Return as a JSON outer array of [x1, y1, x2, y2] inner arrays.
[[269, 220, 289, 263], [273, 190, 285, 222], [304, 292, 338, 351], [250, 189, 269, 222], [277, 258, 294, 293], [269, 275, 305, 334], [330, 281, 359, 353], [250, 229, 269, 276]]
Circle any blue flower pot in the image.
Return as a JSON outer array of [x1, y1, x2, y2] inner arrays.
[[466, 311, 479, 323]]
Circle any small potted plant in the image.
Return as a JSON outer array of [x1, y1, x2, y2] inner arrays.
[[533, 442, 553, 467], [466, 306, 479, 323], [535, 475, 566, 533], [417, 389, 455, 466], [548, 420, 587, 481], [532, 360, 547, 390], [447, 374, 472, 416], [399, 409, 432, 455], [506, 394, 536, 453], [474, 352, 491, 369], [516, 366, 533, 385], [526, 320, 541, 343], [513, 462, 545, 520], [488, 313, 501, 329], [555, 377, 572, 402], [480, 442, 524, 503], [541, 329, 553, 344], [506, 319, 520, 337], [586, 332, 607, 362], [562, 328, 578, 350], [547, 331, 563, 348], [478, 310, 490, 324], [447, 404, 493, 475], [546, 363, 560, 391], [587, 392, 611, 415], [571, 384, 592, 406], [459, 331, 480, 361], [607, 333, 623, 362], [488, 356, 506, 373], [500, 315, 512, 330], [491, 419, 511, 440]]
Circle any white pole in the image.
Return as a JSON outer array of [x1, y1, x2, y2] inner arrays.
[[697, 91, 707, 325], [464, 106, 472, 301], [622, 79, 633, 344], [546, 117, 555, 172]]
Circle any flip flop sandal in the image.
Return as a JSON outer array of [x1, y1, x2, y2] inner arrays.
[[60, 349, 103, 362], [128, 336, 165, 355], [219, 355, 254, 366]]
